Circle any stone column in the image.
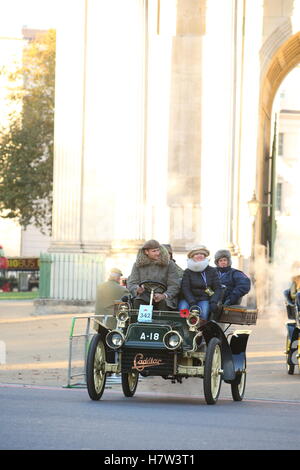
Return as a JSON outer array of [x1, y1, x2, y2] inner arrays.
[[238, 0, 264, 259], [167, 0, 205, 249], [146, 0, 206, 248], [50, 0, 87, 252], [199, 0, 235, 253], [198, 0, 264, 262], [50, 0, 147, 258]]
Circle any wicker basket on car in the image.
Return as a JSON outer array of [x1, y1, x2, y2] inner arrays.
[[218, 305, 258, 325]]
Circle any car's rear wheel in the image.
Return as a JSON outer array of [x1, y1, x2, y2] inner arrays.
[[231, 370, 246, 401], [203, 337, 222, 405], [86, 334, 107, 400], [121, 371, 139, 397]]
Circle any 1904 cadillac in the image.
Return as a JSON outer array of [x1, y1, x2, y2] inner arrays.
[[86, 281, 257, 405]]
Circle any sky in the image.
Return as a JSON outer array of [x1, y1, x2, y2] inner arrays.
[[0, 0, 59, 35]]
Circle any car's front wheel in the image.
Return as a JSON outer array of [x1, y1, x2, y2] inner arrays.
[[86, 334, 107, 400], [203, 337, 222, 405], [121, 371, 139, 397]]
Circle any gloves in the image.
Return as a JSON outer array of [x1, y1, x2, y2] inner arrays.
[[189, 305, 201, 314]]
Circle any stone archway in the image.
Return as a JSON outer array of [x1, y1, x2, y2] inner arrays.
[[257, 31, 300, 254]]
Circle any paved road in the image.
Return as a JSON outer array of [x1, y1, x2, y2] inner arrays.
[[0, 383, 299, 450], [1, 301, 296, 401], [0, 300, 299, 450]]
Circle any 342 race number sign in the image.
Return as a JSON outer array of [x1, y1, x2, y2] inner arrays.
[[137, 305, 153, 323]]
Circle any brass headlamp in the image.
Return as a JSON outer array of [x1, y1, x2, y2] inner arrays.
[[116, 303, 130, 327]]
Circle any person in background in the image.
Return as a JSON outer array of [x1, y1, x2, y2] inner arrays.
[[95, 267, 129, 329], [290, 275, 300, 307], [179, 245, 222, 320], [214, 249, 250, 306], [127, 239, 180, 311], [284, 261, 300, 312], [162, 244, 184, 280]]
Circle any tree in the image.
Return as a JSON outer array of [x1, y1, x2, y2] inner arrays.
[[0, 29, 56, 233]]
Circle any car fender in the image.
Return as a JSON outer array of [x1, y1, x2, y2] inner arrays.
[[92, 323, 116, 363], [202, 321, 236, 381], [224, 330, 251, 383]]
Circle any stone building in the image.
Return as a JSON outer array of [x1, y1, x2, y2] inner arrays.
[[49, 0, 300, 300]]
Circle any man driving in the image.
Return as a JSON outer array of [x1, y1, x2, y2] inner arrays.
[[127, 239, 180, 310]]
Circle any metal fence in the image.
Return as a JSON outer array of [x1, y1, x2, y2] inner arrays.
[[65, 315, 128, 389], [39, 253, 105, 301]]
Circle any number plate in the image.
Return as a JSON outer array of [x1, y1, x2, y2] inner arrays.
[[139, 330, 161, 341], [137, 305, 153, 323]]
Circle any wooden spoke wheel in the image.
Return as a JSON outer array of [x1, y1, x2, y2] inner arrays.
[[86, 334, 107, 400], [121, 371, 139, 397]]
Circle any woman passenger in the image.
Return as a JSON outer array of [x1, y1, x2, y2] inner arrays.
[[179, 245, 222, 320]]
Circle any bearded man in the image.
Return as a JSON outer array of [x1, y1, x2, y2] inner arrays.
[[127, 240, 180, 311]]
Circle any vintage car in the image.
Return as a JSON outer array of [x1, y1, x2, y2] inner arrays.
[[86, 281, 257, 405], [284, 289, 300, 374]]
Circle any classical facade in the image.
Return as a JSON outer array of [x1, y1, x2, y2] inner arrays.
[[50, 0, 300, 298]]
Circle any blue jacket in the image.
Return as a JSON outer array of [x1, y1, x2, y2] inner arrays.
[[216, 267, 251, 305]]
